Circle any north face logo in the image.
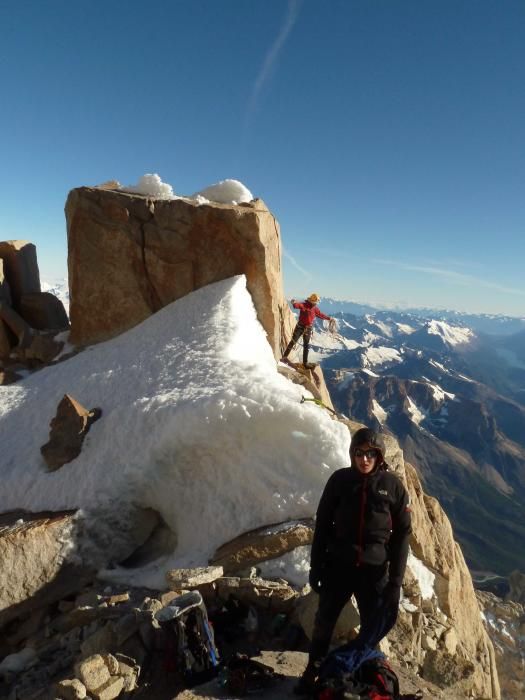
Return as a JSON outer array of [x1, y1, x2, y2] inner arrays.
[[378, 489, 388, 496]]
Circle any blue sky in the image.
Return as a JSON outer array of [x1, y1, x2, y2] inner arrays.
[[1, 0, 524, 316]]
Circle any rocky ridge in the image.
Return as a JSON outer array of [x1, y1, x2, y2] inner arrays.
[[476, 591, 525, 700], [0, 240, 69, 371]]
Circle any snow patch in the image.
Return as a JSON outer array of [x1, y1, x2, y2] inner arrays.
[[121, 173, 175, 199], [371, 400, 388, 425], [395, 322, 415, 335], [407, 551, 435, 600], [427, 320, 474, 346], [364, 346, 403, 368], [192, 179, 253, 204], [407, 397, 426, 426], [0, 276, 349, 588], [429, 359, 448, 373], [365, 316, 393, 338], [427, 382, 455, 403], [257, 545, 310, 587], [363, 331, 383, 346], [120, 174, 253, 204], [362, 368, 380, 378]]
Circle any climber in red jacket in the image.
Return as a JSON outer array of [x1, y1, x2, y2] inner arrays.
[[281, 293, 332, 368]]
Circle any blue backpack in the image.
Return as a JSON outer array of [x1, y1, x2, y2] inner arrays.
[[315, 645, 422, 700]]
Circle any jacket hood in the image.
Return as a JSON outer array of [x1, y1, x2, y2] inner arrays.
[[350, 427, 388, 470]]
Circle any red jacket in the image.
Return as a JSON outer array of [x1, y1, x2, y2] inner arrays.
[[292, 300, 330, 327]]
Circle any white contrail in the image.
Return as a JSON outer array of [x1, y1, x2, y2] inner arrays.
[[245, 0, 302, 123], [283, 247, 311, 278], [373, 258, 525, 297]]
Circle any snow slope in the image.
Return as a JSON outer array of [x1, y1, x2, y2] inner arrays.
[[427, 320, 473, 346], [0, 276, 349, 587]]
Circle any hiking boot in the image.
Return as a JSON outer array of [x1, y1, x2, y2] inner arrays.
[[293, 663, 317, 696]]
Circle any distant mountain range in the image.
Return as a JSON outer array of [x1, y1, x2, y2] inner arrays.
[[320, 298, 525, 336], [303, 309, 525, 577]]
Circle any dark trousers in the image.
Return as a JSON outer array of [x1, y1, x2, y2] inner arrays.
[[308, 563, 394, 664], [283, 323, 313, 365]]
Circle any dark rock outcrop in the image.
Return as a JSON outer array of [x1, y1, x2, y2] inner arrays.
[[41, 394, 102, 470]]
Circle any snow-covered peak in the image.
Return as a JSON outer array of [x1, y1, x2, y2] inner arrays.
[[395, 322, 416, 335], [363, 345, 403, 368], [0, 275, 348, 588], [366, 316, 394, 338], [427, 320, 474, 346]]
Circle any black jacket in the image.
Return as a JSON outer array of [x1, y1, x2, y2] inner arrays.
[[310, 466, 412, 587]]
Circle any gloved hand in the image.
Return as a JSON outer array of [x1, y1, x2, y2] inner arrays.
[[308, 568, 322, 594], [381, 581, 401, 609]]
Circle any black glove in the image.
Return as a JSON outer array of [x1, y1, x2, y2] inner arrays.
[[309, 568, 322, 594], [381, 581, 401, 609]]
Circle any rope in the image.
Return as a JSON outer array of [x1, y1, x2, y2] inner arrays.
[[328, 317, 339, 334]]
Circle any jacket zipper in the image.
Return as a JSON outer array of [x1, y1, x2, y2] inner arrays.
[[357, 476, 367, 566]]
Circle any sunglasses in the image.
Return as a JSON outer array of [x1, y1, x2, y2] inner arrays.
[[354, 448, 379, 459]]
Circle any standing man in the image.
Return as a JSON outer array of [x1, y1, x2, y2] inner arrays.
[[295, 428, 412, 695], [282, 294, 332, 368]]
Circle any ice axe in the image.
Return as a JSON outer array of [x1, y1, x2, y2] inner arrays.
[[300, 395, 347, 420]]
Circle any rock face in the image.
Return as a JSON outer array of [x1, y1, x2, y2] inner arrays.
[[278, 363, 334, 410], [215, 574, 298, 612], [507, 569, 525, 604], [0, 240, 40, 308], [0, 258, 11, 304], [0, 315, 11, 359], [0, 241, 40, 309], [19, 291, 70, 331], [210, 519, 314, 574], [40, 394, 102, 470], [294, 590, 360, 644], [0, 510, 87, 627], [65, 187, 288, 357], [165, 566, 224, 590], [0, 241, 69, 365], [378, 431, 500, 699], [0, 300, 32, 355], [477, 590, 525, 700]]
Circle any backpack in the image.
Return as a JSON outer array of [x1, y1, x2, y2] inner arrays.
[[354, 657, 400, 699], [315, 646, 422, 700], [156, 590, 220, 684], [315, 650, 396, 699]]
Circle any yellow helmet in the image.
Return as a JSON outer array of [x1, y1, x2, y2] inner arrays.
[[307, 293, 320, 303]]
